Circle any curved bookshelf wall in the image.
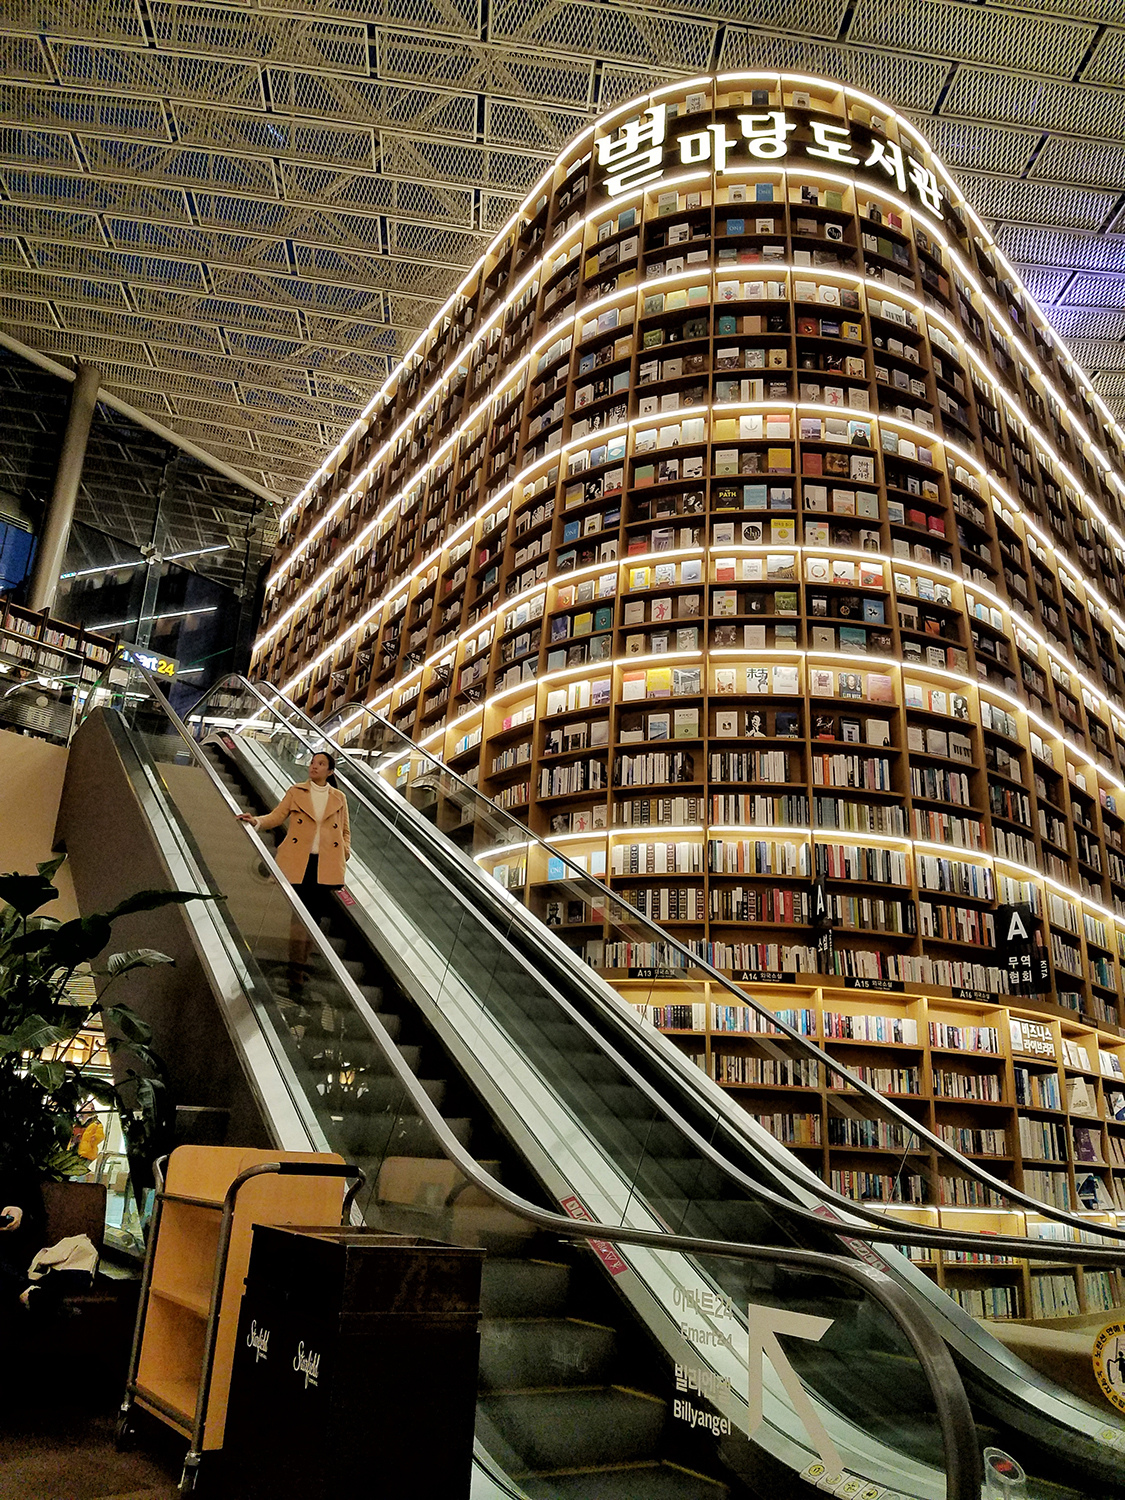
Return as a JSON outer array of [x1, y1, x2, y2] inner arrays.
[[254, 74, 1125, 1289]]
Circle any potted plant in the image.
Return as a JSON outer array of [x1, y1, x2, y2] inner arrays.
[[0, 854, 214, 1195]]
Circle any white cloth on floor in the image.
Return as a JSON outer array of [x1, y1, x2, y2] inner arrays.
[[27, 1232, 98, 1280]]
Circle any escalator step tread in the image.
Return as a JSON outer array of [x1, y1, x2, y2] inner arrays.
[[338, 1115, 471, 1158], [480, 1259, 571, 1318], [301, 1072, 447, 1110], [482, 1385, 666, 1472], [479, 1317, 618, 1390], [520, 1462, 729, 1499]]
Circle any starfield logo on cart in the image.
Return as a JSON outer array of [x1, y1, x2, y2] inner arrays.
[[293, 1342, 321, 1389], [246, 1320, 270, 1363]]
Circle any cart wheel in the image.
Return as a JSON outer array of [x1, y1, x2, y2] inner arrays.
[[113, 1412, 136, 1451]]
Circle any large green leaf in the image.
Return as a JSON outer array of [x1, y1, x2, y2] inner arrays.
[[0, 872, 59, 917], [100, 1004, 154, 1045], [106, 1037, 164, 1074], [0, 1015, 75, 1056], [49, 914, 113, 967], [73, 1074, 121, 1108], [105, 948, 174, 978], [47, 889, 218, 967], [37, 855, 67, 882], [6, 925, 66, 957], [45, 1145, 92, 1180], [102, 888, 220, 924], [26, 1058, 65, 1092]]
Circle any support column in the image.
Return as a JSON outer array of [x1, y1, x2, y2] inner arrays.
[[135, 455, 173, 648], [27, 363, 101, 614]]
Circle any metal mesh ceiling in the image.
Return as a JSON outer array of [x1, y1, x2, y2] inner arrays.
[[2, 0, 1123, 500]]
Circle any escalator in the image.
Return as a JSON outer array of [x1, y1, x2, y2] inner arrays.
[[57, 664, 1125, 1498]]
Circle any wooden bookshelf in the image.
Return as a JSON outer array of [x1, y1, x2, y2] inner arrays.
[[615, 976, 1125, 1319], [254, 75, 1125, 1291], [0, 599, 117, 682]]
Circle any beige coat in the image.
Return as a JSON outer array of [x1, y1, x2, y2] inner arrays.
[[256, 781, 351, 886]]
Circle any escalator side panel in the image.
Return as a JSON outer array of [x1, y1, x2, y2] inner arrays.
[[55, 710, 272, 1148], [226, 721, 1125, 1489]]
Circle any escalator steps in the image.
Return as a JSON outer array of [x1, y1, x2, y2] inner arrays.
[[479, 1317, 617, 1389], [480, 1259, 571, 1319], [481, 1386, 666, 1471], [520, 1462, 729, 1499]]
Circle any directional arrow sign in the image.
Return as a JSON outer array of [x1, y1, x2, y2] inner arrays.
[[744, 1303, 843, 1475]]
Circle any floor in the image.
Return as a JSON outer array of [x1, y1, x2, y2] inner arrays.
[[0, 1403, 182, 1500], [0, 1284, 182, 1500]]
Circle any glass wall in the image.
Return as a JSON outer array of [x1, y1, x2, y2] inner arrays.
[[0, 343, 278, 697]]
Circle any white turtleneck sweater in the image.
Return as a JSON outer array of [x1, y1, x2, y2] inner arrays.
[[306, 780, 331, 855]]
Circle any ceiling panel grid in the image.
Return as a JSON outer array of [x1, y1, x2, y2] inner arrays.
[[0, 0, 1123, 499]]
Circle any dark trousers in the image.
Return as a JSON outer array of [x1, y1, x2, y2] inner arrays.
[[298, 854, 331, 925], [290, 854, 339, 962]]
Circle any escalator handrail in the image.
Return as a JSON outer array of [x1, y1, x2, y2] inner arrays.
[[103, 656, 1123, 1272], [221, 672, 1125, 1254], [78, 701, 333, 1156], [118, 658, 986, 1497], [221, 699, 1125, 1285]]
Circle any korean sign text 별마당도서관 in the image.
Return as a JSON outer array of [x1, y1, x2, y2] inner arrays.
[[594, 102, 944, 222]]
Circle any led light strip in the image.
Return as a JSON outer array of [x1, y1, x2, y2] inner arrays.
[[353, 630, 1125, 932], [260, 258, 1125, 704], [272, 174, 652, 550], [272, 71, 1125, 582], [365, 538, 1115, 790], [259, 247, 656, 621], [269, 290, 1059, 665], [272, 390, 1125, 747], [258, 152, 1125, 963], [463, 810, 1115, 932]]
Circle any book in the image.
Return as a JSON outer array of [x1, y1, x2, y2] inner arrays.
[[774, 589, 798, 616], [674, 707, 699, 739]]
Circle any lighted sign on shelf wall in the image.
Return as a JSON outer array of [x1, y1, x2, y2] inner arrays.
[[593, 97, 945, 222]]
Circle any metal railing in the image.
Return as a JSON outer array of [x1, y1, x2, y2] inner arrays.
[[220, 669, 1125, 1257], [91, 656, 985, 1500]]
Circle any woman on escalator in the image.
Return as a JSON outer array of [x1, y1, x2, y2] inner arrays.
[[237, 751, 351, 955]]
